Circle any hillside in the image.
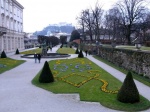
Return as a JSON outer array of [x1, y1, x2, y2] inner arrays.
[[33, 23, 75, 36]]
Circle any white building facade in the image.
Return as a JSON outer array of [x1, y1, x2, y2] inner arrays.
[[0, 0, 24, 53]]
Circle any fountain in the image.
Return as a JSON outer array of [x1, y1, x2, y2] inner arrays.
[[21, 43, 70, 59]]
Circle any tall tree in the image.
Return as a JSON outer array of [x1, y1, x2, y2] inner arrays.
[[92, 3, 104, 41], [60, 35, 67, 44], [104, 7, 123, 43], [116, 0, 147, 45], [70, 30, 80, 42], [77, 11, 86, 41], [81, 9, 94, 41]]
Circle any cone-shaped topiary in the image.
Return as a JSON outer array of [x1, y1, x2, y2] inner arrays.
[[78, 50, 84, 58], [60, 44, 63, 48], [39, 61, 54, 83], [15, 48, 20, 54], [75, 48, 79, 54], [117, 71, 140, 103], [1, 50, 7, 58]]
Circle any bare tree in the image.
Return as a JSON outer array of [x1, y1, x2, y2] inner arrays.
[[116, 0, 147, 44], [92, 3, 104, 41], [104, 8, 121, 41], [139, 11, 150, 42], [82, 9, 94, 41], [77, 11, 86, 41]]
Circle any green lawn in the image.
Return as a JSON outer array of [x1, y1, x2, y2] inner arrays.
[[32, 57, 150, 111], [20, 48, 42, 54], [0, 58, 25, 74], [117, 45, 150, 51], [57, 47, 76, 54]]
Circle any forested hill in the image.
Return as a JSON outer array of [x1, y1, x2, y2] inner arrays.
[[33, 23, 75, 36]]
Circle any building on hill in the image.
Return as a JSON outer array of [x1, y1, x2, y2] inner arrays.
[[33, 23, 75, 36], [0, 0, 24, 53]]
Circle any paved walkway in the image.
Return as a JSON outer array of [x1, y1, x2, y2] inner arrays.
[[0, 46, 150, 112]]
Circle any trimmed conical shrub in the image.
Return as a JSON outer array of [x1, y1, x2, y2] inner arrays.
[[60, 44, 63, 48], [75, 48, 79, 54], [78, 50, 84, 58], [15, 49, 20, 54], [39, 61, 54, 83], [1, 50, 7, 58], [117, 71, 140, 103]]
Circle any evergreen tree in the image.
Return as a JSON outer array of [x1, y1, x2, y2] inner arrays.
[[78, 50, 84, 58], [15, 48, 20, 54], [75, 48, 79, 54], [39, 61, 54, 83], [70, 30, 80, 42], [1, 50, 7, 58], [117, 71, 140, 103]]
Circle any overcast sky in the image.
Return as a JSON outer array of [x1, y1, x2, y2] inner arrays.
[[17, 0, 117, 33]]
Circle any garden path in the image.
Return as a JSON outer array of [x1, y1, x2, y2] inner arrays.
[[0, 46, 120, 112]]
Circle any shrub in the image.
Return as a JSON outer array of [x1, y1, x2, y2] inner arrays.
[[117, 71, 140, 103], [78, 50, 84, 58], [39, 61, 54, 83], [15, 49, 20, 54], [75, 48, 79, 54], [1, 50, 7, 58], [60, 44, 63, 48]]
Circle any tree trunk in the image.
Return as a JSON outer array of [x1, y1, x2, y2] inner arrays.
[[127, 25, 131, 45]]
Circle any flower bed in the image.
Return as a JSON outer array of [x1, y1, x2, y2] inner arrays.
[[52, 58, 119, 94]]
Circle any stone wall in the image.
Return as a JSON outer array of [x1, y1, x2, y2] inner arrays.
[[98, 47, 150, 78], [83, 45, 150, 78]]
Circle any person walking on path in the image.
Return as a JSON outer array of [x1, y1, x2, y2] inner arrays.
[[34, 53, 37, 63], [37, 54, 41, 63], [85, 50, 88, 56]]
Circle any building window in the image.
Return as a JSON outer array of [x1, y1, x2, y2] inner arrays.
[[6, 1, 8, 10], [10, 4, 13, 12], [6, 18, 9, 28], [20, 12, 22, 18], [14, 7, 16, 15], [18, 22, 20, 32], [14, 21, 17, 31], [3, 36, 6, 51], [11, 19, 13, 30], [1, 15, 4, 26], [20, 24, 22, 32], [8, 37, 11, 50], [17, 9, 20, 17], [12, 37, 14, 49], [1, 0, 4, 7]]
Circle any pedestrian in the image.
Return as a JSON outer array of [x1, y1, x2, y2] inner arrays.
[[85, 50, 88, 56], [37, 54, 41, 63], [34, 53, 37, 63]]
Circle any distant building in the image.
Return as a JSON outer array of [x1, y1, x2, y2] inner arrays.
[[0, 0, 24, 53], [24, 33, 38, 49]]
